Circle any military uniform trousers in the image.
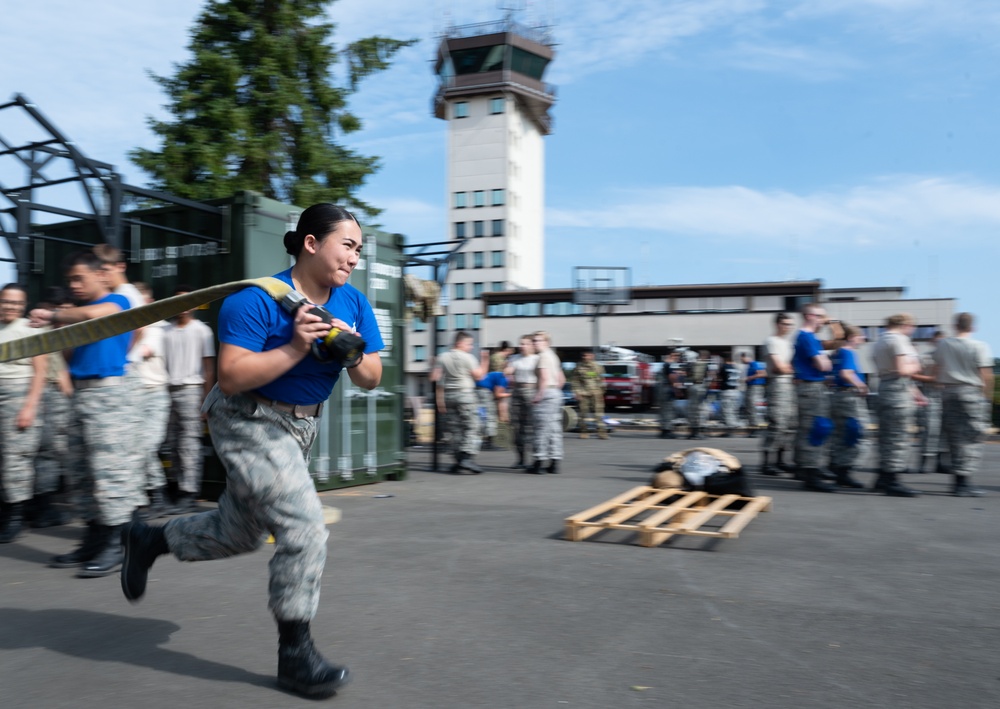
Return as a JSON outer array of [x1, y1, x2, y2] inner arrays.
[[165, 387, 326, 622], [794, 380, 830, 469], [68, 379, 140, 526], [510, 387, 535, 457], [876, 378, 915, 474], [0, 378, 42, 504], [917, 388, 943, 461], [830, 388, 870, 471], [533, 387, 564, 461], [577, 388, 605, 432], [168, 384, 206, 495], [137, 385, 171, 494], [720, 390, 740, 430], [476, 387, 498, 438], [34, 384, 71, 496], [941, 384, 989, 480], [443, 389, 481, 458], [658, 385, 676, 432], [762, 377, 796, 456], [747, 386, 765, 429]]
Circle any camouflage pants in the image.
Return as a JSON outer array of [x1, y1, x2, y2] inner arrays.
[[477, 388, 498, 438], [687, 384, 706, 433], [941, 385, 989, 479], [137, 386, 170, 492], [577, 389, 605, 432], [794, 380, 830, 469], [532, 388, 564, 461], [510, 388, 534, 456], [746, 386, 765, 428], [658, 387, 676, 431], [444, 389, 481, 458], [830, 389, 870, 470], [68, 380, 141, 526], [34, 384, 71, 495], [721, 390, 740, 430], [165, 387, 325, 622], [0, 378, 41, 504], [763, 377, 796, 456], [876, 378, 915, 474], [917, 389, 943, 459], [168, 385, 205, 494]]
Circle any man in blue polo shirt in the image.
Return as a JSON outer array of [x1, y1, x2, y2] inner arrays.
[[742, 352, 766, 435], [30, 251, 136, 577], [792, 303, 842, 492]]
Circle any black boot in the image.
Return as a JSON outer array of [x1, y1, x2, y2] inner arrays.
[[935, 453, 951, 475], [881, 472, 921, 498], [760, 452, 780, 476], [30, 493, 68, 529], [136, 487, 168, 521], [277, 621, 349, 698], [121, 521, 169, 602], [165, 491, 197, 515], [687, 430, 701, 440], [529, 459, 543, 475], [513, 449, 526, 469], [776, 450, 796, 473], [547, 460, 560, 475], [953, 475, 984, 498], [831, 466, 864, 489], [459, 454, 483, 474], [77, 525, 124, 578], [802, 468, 836, 493], [0, 502, 25, 544], [50, 521, 104, 568], [659, 430, 674, 439]]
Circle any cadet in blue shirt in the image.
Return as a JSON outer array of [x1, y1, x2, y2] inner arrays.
[[121, 204, 383, 699], [829, 325, 869, 488], [476, 369, 509, 448]]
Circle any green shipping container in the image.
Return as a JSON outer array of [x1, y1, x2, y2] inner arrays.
[[27, 190, 406, 494]]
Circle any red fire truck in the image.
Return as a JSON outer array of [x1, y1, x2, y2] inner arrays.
[[598, 347, 657, 410]]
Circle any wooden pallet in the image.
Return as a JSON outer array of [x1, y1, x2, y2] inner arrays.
[[564, 486, 773, 548]]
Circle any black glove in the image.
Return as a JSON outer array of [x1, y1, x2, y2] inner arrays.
[[303, 306, 366, 366]]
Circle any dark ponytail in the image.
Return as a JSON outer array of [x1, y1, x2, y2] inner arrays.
[[284, 203, 360, 257]]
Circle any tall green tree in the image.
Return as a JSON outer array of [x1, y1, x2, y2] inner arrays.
[[130, 0, 413, 217]]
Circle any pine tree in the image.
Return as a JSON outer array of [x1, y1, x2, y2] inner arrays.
[[130, 0, 413, 217]]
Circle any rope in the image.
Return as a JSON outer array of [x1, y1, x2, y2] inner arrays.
[[0, 277, 293, 363]]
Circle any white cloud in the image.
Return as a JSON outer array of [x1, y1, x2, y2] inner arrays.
[[548, 175, 1000, 248], [721, 41, 863, 80]]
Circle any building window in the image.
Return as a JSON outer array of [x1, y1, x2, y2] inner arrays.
[[414, 345, 427, 362], [436, 315, 448, 331], [473, 190, 485, 208], [474, 220, 485, 238], [492, 281, 504, 292], [472, 313, 481, 330], [491, 219, 504, 236], [473, 252, 484, 269], [491, 251, 504, 267], [454, 253, 465, 269], [455, 314, 467, 330], [437, 344, 448, 355], [454, 102, 468, 119], [454, 222, 466, 239], [490, 97, 504, 114], [413, 317, 427, 332], [491, 189, 505, 206], [454, 283, 466, 300], [473, 282, 484, 298], [453, 192, 466, 209]]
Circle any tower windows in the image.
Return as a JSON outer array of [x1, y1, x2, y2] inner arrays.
[[454, 253, 465, 269], [491, 219, 504, 236], [454, 283, 466, 300], [454, 102, 468, 119], [473, 282, 485, 298], [491, 189, 505, 206], [490, 97, 504, 114], [454, 222, 466, 239], [473, 252, 484, 269], [473, 190, 485, 207], [491, 251, 505, 268], [474, 220, 485, 238], [453, 191, 466, 209]]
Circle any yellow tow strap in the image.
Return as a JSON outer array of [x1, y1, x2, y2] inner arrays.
[[0, 277, 293, 363]]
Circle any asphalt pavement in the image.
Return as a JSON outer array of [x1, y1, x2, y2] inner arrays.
[[2, 427, 999, 709]]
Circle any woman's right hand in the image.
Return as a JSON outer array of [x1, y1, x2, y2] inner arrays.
[[289, 305, 333, 356]]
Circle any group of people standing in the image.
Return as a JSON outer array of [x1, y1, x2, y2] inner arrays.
[[760, 305, 993, 498], [0, 245, 216, 577], [657, 349, 747, 439]]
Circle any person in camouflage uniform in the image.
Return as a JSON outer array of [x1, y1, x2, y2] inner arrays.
[[120, 204, 385, 699], [435, 331, 489, 473], [658, 351, 683, 439], [571, 350, 607, 439], [934, 312, 994, 497], [685, 350, 712, 440], [828, 325, 868, 489], [0, 284, 46, 543], [760, 314, 797, 475], [912, 331, 945, 473]]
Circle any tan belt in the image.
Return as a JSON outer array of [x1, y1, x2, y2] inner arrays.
[[249, 392, 323, 419], [73, 376, 123, 390]]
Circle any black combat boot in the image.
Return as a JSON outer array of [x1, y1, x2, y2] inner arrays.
[[277, 620, 349, 698], [165, 491, 197, 515], [659, 430, 674, 439], [30, 492, 68, 529], [802, 468, 836, 493], [529, 459, 543, 475], [760, 452, 780, 476], [77, 525, 124, 578], [120, 521, 170, 602], [459, 454, 483, 474], [831, 465, 864, 489], [935, 453, 951, 475], [953, 475, 984, 498], [0, 501, 25, 543], [687, 430, 701, 440], [775, 449, 796, 473], [136, 487, 169, 521], [547, 460, 560, 475], [880, 472, 921, 498], [50, 521, 103, 568]]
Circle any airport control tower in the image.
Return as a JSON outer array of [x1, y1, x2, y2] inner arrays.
[[428, 15, 555, 351]]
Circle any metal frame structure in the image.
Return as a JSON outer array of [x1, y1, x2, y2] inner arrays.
[[572, 266, 633, 353], [0, 94, 223, 280]]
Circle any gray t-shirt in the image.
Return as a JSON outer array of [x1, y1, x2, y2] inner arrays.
[[765, 335, 793, 379], [163, 319, 215, 386], [509, 353, 539, 386], [933, 336, 993, 387], [873, 331, 918, 379], [438, 349, 477, 391]]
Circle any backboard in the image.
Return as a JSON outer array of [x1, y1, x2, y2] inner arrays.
[[572, 266, 632, 306]]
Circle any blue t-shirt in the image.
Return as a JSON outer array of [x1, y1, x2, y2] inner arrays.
[[832, 348, 865, 388], [476, 371, 508, 391], [793, 330, 826, 382], [746, 360, 765, 385], [218, 268, 384, 405], [70, 294, 132, 379]]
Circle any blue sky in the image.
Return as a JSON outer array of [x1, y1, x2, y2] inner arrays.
[[2, 0, 998, 351]]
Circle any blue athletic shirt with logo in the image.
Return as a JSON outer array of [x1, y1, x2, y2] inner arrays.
[[832, 347, 865, 388], [218, 268, 384, 405], [793, 330, 826, 382], [746, 359, 766, 385], [69, 293, 132, 379], [476, 371, 508, 391]]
